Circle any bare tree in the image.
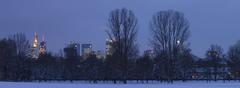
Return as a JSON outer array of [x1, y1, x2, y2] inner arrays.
[[106, 8, 138, 83], [9, 33, 32, 80], [206, 44, 224, 81], [178, 48, 194, 81], [0, 39, 17, 80], [228, 41, 240, 80], [150, 10, 190, 82], [10, 33, 31, 58]]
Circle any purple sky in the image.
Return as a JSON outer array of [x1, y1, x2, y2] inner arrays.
[[0, 0, 240, 57]]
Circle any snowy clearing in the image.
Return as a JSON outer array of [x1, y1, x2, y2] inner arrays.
[[0, 81, 240, 88]]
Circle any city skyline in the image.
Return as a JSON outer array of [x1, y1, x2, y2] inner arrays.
[[1, 0, 240, 58], [1, 1, 240, 86]]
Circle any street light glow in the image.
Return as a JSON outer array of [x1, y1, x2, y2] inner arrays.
[[177, 40, 180, 45]]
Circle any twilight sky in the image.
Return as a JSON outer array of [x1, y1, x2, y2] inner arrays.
[[0, 0, 240, 57]]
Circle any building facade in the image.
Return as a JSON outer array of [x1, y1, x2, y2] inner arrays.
[[81, 44, 92, 59], [39, 35, 46, 55], [64, 42, 80, 58], [106, 39, 113, 56]]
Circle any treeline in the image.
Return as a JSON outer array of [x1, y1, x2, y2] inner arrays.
[[0, 8, 240, 83]]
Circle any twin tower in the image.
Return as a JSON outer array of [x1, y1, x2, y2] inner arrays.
[[32, 32, 46, 59]]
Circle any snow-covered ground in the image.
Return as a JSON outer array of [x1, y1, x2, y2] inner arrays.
[[0, 81, 240, 88]]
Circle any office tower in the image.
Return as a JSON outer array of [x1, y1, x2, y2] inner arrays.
[[106, 39, 113, 56], [81, 44, 92, 59], [64, 42, 80, 58], [32, 32, 39, 59], [39, 35, 46, 55]]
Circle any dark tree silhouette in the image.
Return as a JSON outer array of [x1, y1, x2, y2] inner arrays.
[[135, 55, 153, 82], [0, 39, 17, 80], [106, 8, 138, 83], [9, 33, 32, 81], [63, 45, 81, 81], [9, 33, 31, 58], [150, 10, 190, 82], [33, 53, 56, 80], [104, 56, 116, 82], [206, 44, 225, 81], [82, 54, 104, 83], [228, 41, 240, 80], [178, 48, 194, 81]]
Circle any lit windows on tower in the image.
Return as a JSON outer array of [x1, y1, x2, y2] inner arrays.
[[39, 35, 46, 55], [106, 39, 113, 56], [81, 44, 92, 59], [32, 33, 47, 59], [32, 32, 39, 59]]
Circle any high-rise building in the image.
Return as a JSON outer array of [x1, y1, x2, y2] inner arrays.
[[32, 32, 39, 59], [81, 44, 92, 59], [75, 43, 81, 56], [106, 39, 113, 56], [64, 42, 80, 58], [32, 33, 47, 59], [39, 35, 46, 55]]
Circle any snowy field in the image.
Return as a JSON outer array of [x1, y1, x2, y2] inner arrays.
[[0, 81, 240, 88]]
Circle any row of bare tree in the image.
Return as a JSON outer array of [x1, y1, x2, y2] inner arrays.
[[105, 8, 240, 83], [106, 8, 191, 83], [0, 8, 240, 83]]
